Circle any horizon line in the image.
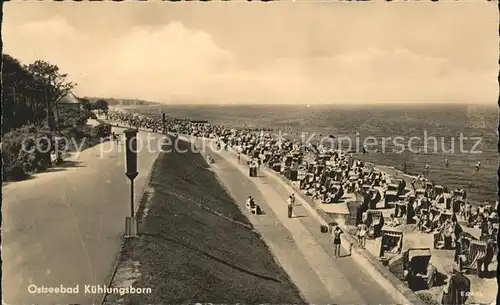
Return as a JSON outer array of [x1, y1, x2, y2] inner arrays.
[[84, 96, 496, 105], [95, 99, 498, 107]]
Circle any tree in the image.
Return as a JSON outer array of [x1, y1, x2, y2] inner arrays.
[[2, 54, 49, 133], [79, 98, 92, 112], [26, 60, 76, 132], [94, 99, 109, 113]]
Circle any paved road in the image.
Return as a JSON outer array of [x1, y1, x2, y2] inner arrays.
[[192, 138, 397, 304], [2, 127, 162, 305]]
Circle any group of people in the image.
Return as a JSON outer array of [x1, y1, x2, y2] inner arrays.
[[106, 108, 496, 258]]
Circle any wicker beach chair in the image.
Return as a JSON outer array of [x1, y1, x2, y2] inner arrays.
[[379, 227, 403, 259], [458, 238, 495, 277], [404, 248, 437, 290]]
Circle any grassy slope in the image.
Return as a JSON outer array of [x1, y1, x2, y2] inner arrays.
[[105, 138, 304, 304]]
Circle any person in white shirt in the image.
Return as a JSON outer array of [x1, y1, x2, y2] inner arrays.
[[357, 223, 367, 248], [246, 196, 253, 211], [50, 150, 58, 167], [478, 204, 485, 215]]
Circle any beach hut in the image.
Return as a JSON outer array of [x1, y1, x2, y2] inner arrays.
[[365, 210, 384, 238], [457, 239, 495, 276], [415, 188, 426, 199], [369, 189, 382, 209], [385, 184, 400, 206], [379, 226, 403, 259], [405, 248, 437, 290], [433, 185, 444, 197]]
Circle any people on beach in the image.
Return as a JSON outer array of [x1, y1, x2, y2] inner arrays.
[[106, 108, 498, 254], [249, 160, 258, 177], [332, 224, 343, 257]]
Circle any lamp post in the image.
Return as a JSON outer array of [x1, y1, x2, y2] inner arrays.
[[124, 128, 139, 237]]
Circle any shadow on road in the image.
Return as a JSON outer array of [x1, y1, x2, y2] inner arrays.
[[57, 160, 86, 168], [3, 160, 87, 186], [44, 161, 86, 173]]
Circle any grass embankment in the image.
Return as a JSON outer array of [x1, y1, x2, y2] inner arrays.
[[104, 138, 304, 304]]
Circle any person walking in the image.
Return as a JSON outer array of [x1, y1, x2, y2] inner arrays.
[[290, 193, 296, 206], [287, 196, 293, 218], [332, 223, 343, 257], [357, 222, 367, 249], [50, 150, 58, 168], [237, 153, 241, 164]]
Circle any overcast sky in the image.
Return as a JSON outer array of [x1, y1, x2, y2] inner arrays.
[[3, 2, 498, 105]]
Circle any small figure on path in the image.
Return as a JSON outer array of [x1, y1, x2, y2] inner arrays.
[[290, 193, 296, 206], [237, 153, 241, 164], [357, 223, 367, 248], [246, 196, 254, 212], [445, 157, 449, 168], [50, 150, 58, 168], [475, 161, 481, 171], [332, 223, 343, 257], [287, 196, 293, 218]]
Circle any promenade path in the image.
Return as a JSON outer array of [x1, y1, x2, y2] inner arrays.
[[192, 137, 397, 304], [2, 126, 161, 305]]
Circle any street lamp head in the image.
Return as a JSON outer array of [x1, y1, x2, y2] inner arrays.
[[123, 128, 139, 177], [124, 128, 138, 138]]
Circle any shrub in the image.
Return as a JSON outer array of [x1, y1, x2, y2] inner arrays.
[[90, 123, 112, 138], [2, 124, 59, 181], [57, 107, 89, 128]]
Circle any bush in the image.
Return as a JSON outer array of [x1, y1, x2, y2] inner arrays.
[[57, 107, 89, 128], [2, 124, 60, 181], [90, 123, 112, 138]]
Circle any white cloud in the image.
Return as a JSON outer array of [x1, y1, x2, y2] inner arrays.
[[3, 16, 497, 104]]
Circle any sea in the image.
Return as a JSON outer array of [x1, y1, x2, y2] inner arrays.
[[127, 103, 499, 204]]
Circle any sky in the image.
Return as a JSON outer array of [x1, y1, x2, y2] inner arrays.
[[3, 2, 499, 105]]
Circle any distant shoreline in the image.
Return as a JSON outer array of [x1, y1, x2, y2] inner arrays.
[[108, 104, 494, 205]]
